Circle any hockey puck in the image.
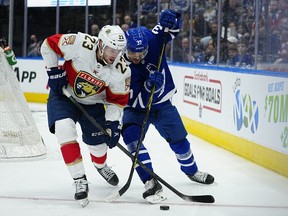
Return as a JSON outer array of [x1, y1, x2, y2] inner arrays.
[[160, 205, 170, 210]]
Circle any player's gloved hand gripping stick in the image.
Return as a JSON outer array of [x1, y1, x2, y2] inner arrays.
[[104, 121, 121, 149], [47, 66, 67, 94]]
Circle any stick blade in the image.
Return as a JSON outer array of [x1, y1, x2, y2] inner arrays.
[[184, 195, 215, 203], [105, 190, 121, 202]]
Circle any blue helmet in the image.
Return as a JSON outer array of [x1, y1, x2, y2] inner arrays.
[[125, 27, 148, 53]]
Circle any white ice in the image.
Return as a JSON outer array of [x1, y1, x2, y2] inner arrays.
[[0, 103, 287, 216]]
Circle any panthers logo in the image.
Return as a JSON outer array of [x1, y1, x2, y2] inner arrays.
[[74, 71, 105, 98]]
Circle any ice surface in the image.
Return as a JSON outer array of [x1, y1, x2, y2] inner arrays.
[[0, 103, 287, 216]]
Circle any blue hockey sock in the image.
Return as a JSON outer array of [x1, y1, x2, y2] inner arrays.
[[169, 139, 198, 175], [123, 125, 153, 183]]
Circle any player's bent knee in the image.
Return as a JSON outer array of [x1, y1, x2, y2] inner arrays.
[[55, 118, 78, 144], [87, 143, 107, 157], [122, 125, 141, 144], [169, 138, 190, 153]]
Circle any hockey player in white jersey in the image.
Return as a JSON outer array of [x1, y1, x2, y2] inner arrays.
[[40, 25, 131, 207]]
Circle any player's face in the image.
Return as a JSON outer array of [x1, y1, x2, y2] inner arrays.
[[103, 46, 122, 64], [127, 50, 146, 64]]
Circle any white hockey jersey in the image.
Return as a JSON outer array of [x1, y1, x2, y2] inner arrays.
[[41, 32, 131, 122]]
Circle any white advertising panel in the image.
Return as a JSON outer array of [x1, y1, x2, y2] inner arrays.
[[13, 59, 49, 93], [171, 65, 288, 154]]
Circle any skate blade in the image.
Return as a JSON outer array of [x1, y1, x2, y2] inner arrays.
[[105, 190, 120, 202], [145, 194, 167, 204], [79, 198, 89, 207]]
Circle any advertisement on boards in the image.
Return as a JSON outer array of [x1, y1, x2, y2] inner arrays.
[[170, 65, 288, 154]]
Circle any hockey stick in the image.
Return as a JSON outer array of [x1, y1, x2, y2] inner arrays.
[[62, 87, 215, 203], [107, 27, 171, 202]]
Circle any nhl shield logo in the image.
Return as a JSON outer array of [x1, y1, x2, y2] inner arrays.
[[74, 71, 105, 97]]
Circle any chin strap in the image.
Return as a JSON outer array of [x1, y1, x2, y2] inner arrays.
[[97, 42, 108, 65]]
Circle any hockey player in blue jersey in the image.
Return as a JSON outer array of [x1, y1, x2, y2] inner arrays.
[[122, 9, 214, 203]]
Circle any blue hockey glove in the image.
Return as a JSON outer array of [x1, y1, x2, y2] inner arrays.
[[160, 9, 177, 29], [145, 71, 164, 92], [47, 67, 67, 94], [104, 121, 121, 149]]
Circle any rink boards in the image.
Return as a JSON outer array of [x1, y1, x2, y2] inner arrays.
[[170, 63, 288, 178]]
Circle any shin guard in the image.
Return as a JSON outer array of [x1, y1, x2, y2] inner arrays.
[[60, 142, 85, 179], [169, 139, 198, 175]]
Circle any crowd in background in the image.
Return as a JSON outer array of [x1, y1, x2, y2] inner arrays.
[[1, 0, 288, 71], [163, 0, 288, 70]]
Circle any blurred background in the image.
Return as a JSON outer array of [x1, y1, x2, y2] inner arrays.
[[1, 0, 288, 72]]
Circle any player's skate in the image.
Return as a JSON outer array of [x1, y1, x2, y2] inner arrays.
[[97, 164, 119, 186], [187, 171, 214, 184], [143, 178, 166, 204], [73, 175, 89, 207]]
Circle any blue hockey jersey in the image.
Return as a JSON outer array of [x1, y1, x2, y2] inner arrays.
[[126, 24, 180, 110]]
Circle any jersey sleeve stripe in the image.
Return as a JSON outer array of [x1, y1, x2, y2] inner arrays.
[[106, 87, 129, 107], [46, 34, 64, 57]]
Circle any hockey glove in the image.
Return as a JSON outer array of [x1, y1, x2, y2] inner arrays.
[[145, 71, 164, 92], [104, 121, 121, 149], [159, 9, 177, 29], [47, 67, 67, 94]]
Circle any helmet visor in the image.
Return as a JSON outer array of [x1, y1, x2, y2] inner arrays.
[[104, 46, 122, 57], [127, 49, 148, 60]]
